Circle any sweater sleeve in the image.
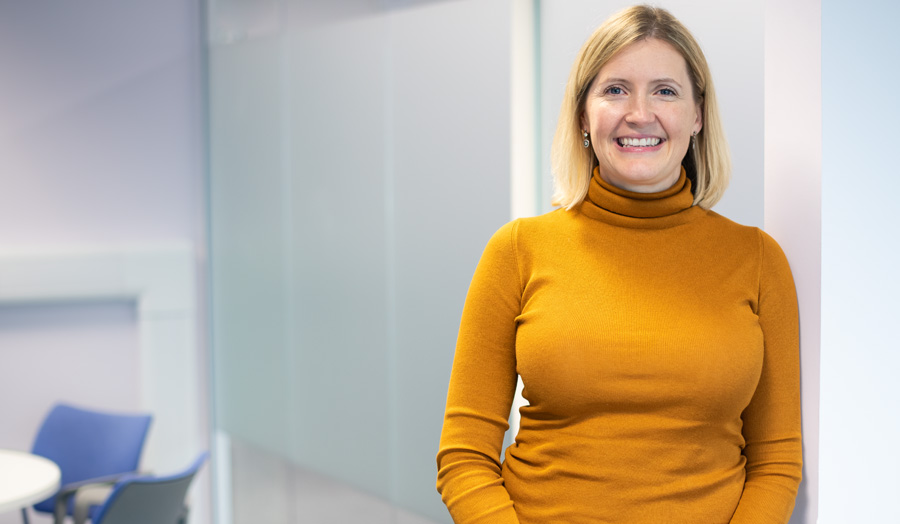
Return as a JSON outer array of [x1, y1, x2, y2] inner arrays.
[[436, 220, 522, 524], [730, 230, 803, 523]]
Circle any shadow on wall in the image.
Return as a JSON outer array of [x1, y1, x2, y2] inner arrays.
[[790, 462, 809, 524]]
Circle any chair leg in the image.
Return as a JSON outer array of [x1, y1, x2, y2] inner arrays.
[[21, 508, 30, 524], [177, 505, 190, 524]]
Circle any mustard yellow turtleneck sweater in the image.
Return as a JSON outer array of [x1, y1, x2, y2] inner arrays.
[[436, 169, 802, 524]]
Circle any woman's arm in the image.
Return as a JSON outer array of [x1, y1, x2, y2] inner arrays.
[[436, 221, 523, 524], [729, 231, 803, 523]]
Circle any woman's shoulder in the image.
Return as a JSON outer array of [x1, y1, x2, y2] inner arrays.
[[701, 209, 789, 262], [488, 209, 571, 243], [701, 208, 757, 232], [513, 208, 574, 234], [479, 209, 571, 262]]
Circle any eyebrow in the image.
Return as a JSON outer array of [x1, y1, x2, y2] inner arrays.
[[599, 77, 684, 88]]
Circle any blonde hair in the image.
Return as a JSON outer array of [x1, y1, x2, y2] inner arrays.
[[551, 5, 731, 210]]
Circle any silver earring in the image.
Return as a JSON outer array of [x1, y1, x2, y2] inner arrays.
[[582, 130, 590, 148]]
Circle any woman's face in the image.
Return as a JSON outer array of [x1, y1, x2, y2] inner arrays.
[[581, 38, 702, 193]]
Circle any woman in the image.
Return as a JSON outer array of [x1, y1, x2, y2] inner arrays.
[[436, 5, 801, 524]]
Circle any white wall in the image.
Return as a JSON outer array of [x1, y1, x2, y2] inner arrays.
[[0, 301, 140, 451], [0, 1, 209, 523], [819, 0, 900, 522], [0, 1, 205, 246], [764, 1, 821, 522]]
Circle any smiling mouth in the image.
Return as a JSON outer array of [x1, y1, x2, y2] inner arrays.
[[617, 137, 663, 147]]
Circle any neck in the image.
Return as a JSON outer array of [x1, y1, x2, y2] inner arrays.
[[598, 169, 682, 194]]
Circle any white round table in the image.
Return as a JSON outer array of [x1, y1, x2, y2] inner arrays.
[[0, 449, 61, 513]]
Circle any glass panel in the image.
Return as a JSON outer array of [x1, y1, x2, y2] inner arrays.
[[287, 9, 393, 501], [207, 1, 519, 523]]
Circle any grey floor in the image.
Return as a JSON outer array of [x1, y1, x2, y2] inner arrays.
[[231, 439, 441, 524]]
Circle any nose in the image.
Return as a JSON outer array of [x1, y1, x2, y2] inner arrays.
[[624, 95, 654, 126]]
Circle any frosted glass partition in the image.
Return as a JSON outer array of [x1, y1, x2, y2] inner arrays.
[[208, 1, 513, 522], [209, 30, 292, 458]]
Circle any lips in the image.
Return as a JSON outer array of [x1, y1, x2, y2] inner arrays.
[[617, 137, 662, 147]]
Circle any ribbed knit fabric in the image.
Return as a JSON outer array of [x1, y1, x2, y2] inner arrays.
[[436, 168, 802, 524]]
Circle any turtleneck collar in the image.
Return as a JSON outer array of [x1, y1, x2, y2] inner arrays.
[[577, 166, 703, 229]]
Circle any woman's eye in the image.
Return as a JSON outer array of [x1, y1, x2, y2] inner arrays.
[[605, 86, 624, 95], [658, 88, 676, 96]]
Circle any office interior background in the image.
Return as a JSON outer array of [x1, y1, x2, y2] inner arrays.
[[0, 0, 897, 523]]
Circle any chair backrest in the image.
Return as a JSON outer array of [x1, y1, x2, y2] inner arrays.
[[31, 403, 152, 513], [92, 452, 209, 524]]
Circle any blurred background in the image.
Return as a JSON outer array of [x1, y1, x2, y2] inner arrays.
[[0, 1, 896, 524]]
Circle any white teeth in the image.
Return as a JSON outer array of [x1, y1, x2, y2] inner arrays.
[[617, 137, 661, 147]]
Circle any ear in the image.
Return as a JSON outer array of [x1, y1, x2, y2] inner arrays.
[[580, 112, 588, 132]]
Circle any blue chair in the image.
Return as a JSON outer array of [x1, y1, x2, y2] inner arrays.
[[72, 452, 208, 524], [23, 403, 152, 524]]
